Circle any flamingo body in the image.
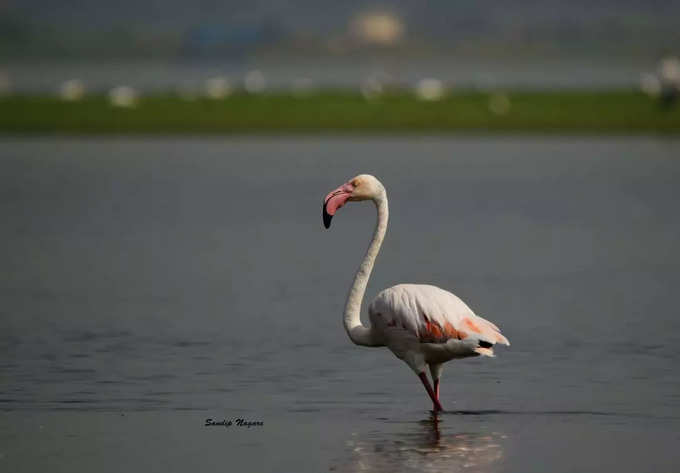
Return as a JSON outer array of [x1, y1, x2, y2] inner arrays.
[[369, 284, 509, 373]]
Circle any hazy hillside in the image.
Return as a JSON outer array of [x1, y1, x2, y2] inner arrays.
[[2, 0, 678, 59]]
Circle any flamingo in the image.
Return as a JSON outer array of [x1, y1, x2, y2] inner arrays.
[[323, 174, 509, 412]]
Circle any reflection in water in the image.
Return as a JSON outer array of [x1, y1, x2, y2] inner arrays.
[[333, 414, 505, 473]]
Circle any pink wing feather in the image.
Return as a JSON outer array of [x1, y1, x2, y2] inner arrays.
[[369, 284, 509, 346]]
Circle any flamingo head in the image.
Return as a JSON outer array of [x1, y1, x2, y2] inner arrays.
[[323, 174, 383, 228]]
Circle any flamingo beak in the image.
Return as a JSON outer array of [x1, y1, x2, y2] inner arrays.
[[323, 203, 333, 229], [322, 183, 354, 229]]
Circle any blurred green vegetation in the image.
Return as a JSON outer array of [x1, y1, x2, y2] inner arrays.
[[1, 90, 679, 134]]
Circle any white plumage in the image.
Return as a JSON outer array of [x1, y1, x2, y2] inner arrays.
[[369, 284, 509, 378]]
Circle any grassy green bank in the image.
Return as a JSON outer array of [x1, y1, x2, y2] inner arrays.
[[1, 90, 679, 134]]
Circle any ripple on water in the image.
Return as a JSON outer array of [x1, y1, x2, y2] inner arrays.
[[331, 417, 506, 473]]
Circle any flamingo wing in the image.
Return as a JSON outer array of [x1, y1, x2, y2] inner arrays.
[[369, 284, 510, 348]]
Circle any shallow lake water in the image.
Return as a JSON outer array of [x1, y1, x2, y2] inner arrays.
[[1, 136, 679, 472]]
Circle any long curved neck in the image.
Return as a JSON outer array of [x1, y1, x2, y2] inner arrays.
[[344, 191, 388, 347]]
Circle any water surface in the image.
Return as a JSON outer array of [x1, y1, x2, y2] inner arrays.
[[3, 57, 651, 93], [1, 136, 679, 472]]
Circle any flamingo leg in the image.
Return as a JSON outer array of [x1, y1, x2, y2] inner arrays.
[[429, 363, 443, 403], [418, 372, 444, 412]]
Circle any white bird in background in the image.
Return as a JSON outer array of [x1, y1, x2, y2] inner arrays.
[[323, 174, 509, 412]]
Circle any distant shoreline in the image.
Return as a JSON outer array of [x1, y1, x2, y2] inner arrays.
[[2, 90, 679, 134]]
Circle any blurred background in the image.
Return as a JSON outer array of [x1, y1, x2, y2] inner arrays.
[[1, 0, 679, 94], [1, 3, 680, 473]]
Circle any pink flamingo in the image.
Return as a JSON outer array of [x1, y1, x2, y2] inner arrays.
[[323, 174, 509, 412]]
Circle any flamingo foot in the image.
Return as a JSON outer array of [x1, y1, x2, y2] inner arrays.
[[418, 372, 444, 412]]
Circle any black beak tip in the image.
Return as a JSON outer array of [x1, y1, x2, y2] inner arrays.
[[323, 204, 332, 229]]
